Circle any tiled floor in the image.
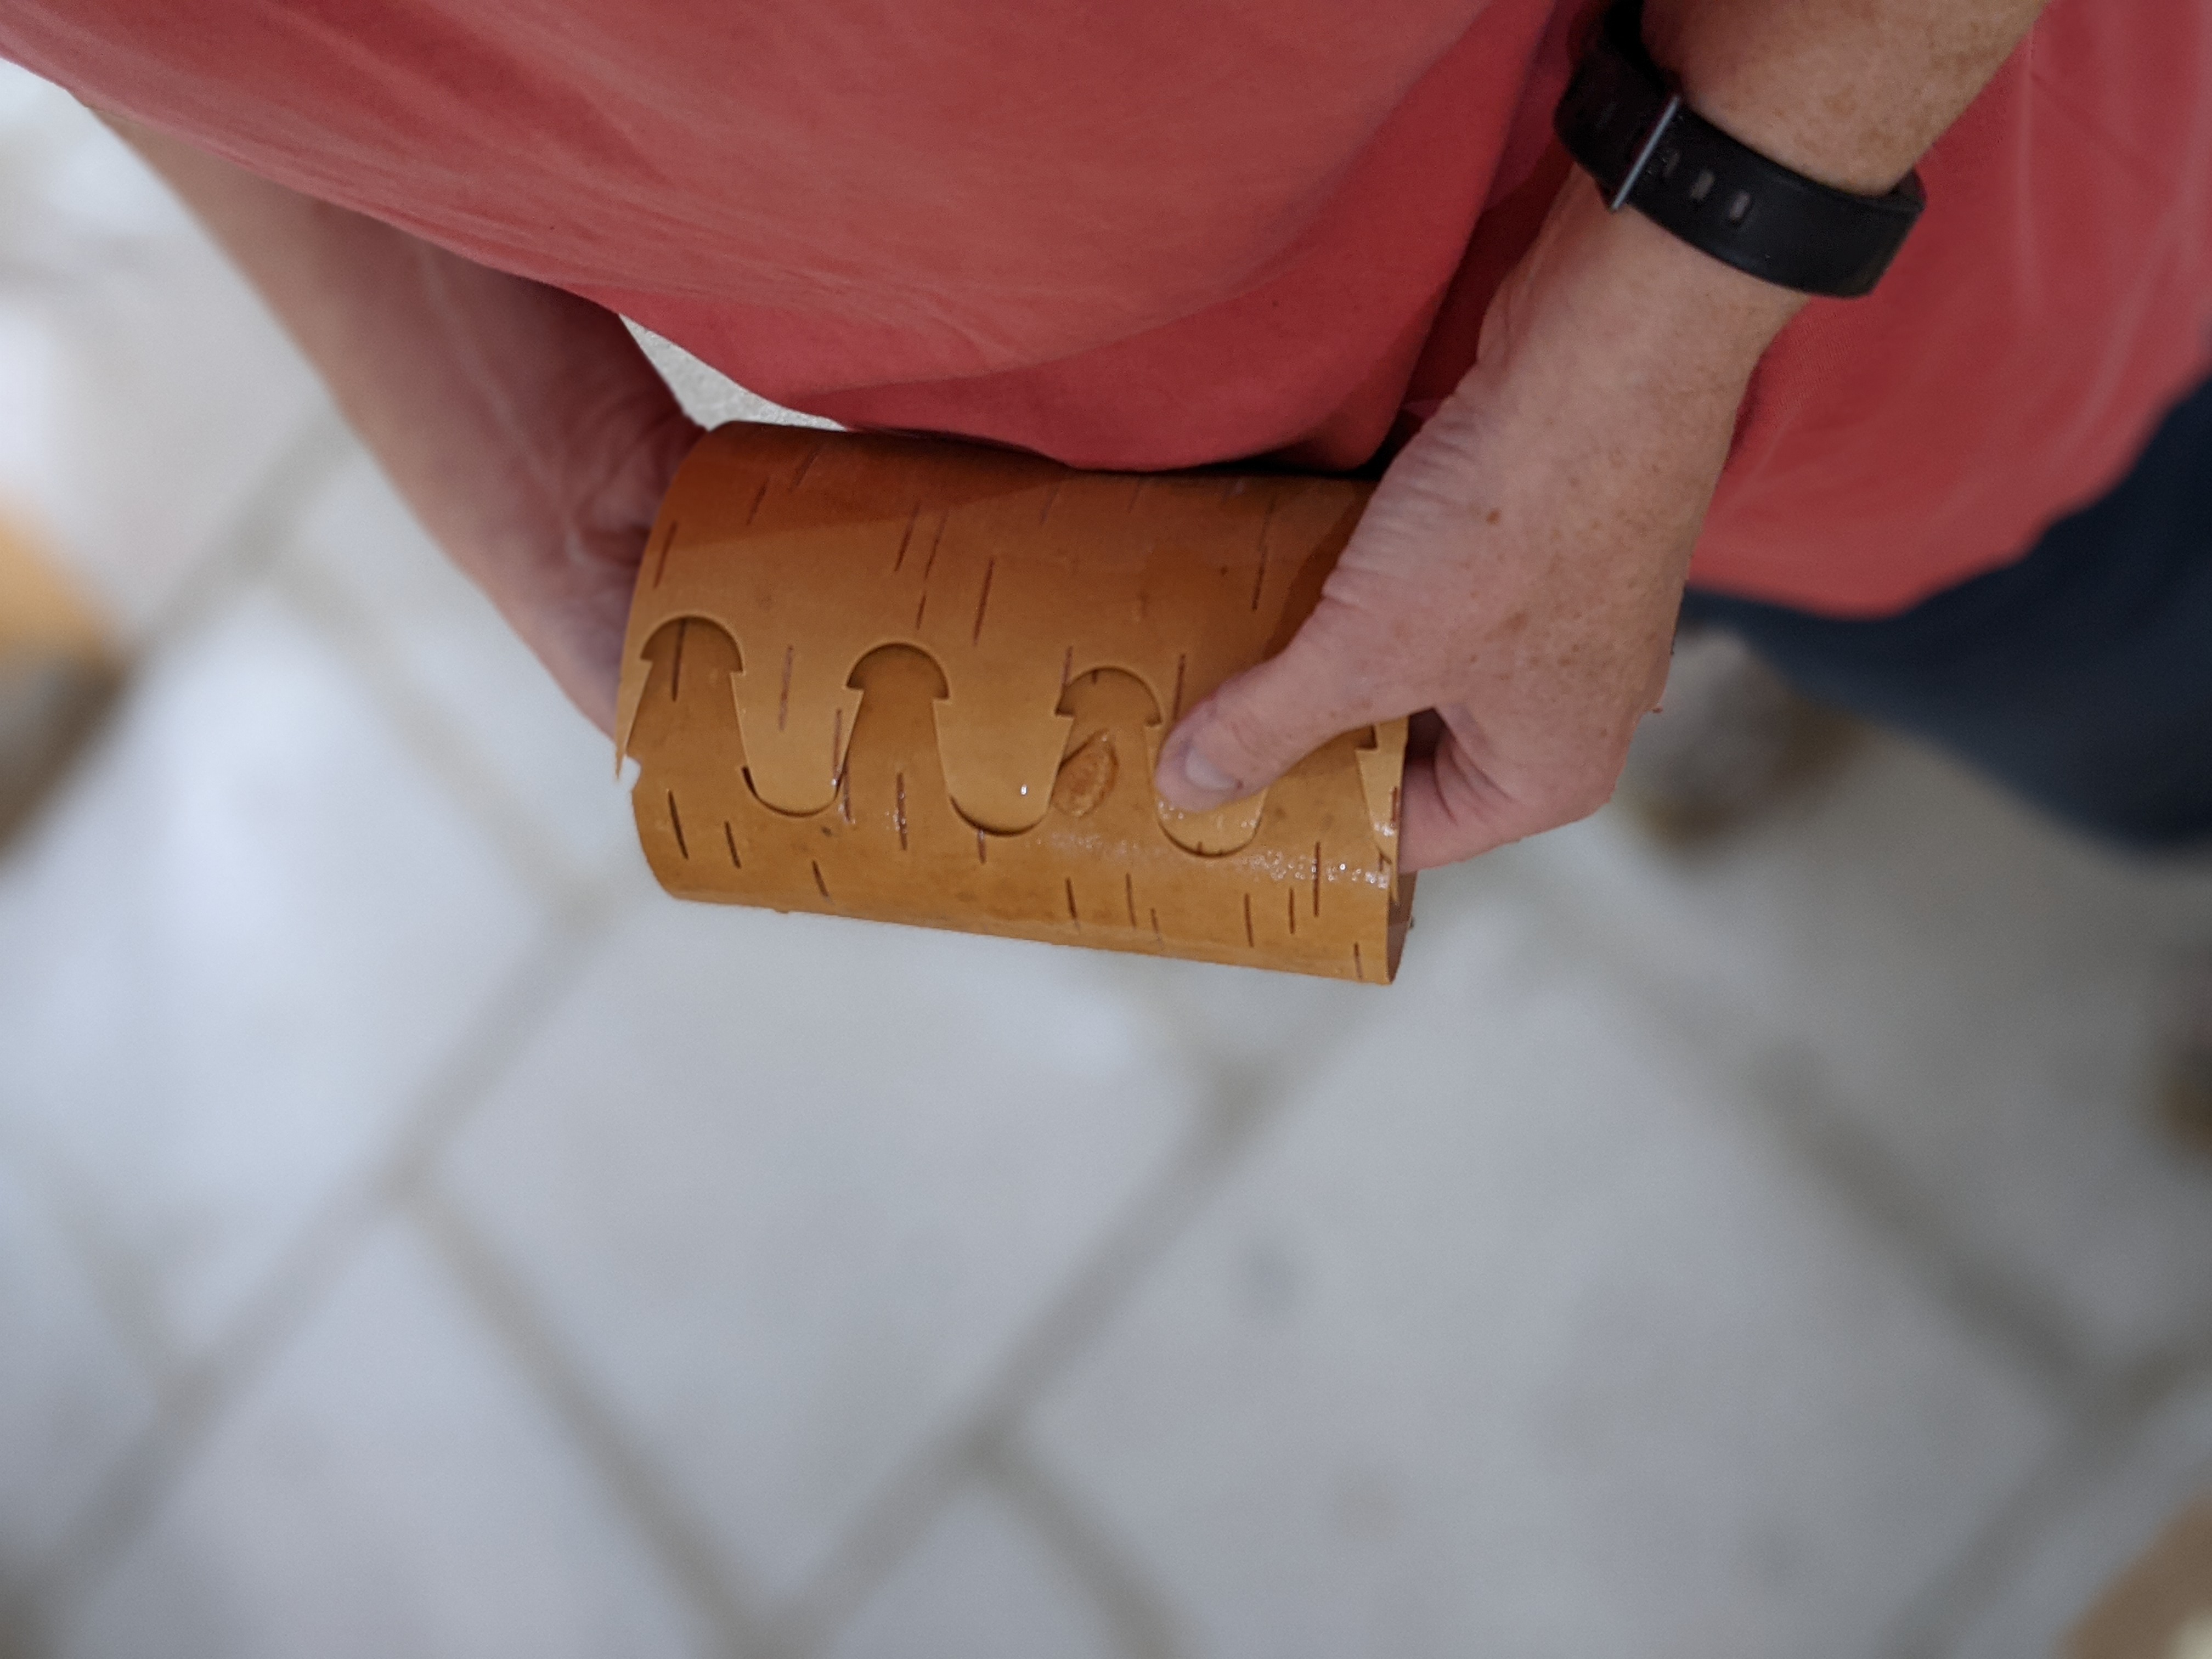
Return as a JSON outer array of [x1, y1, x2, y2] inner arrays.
[[5, 63, 2212, 1659]]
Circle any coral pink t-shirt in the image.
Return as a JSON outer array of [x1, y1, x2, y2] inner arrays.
[[5, 0, 2209, 614]]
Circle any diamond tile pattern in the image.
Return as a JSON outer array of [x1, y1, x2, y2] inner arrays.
[[0, 594, 545, 1361], [1029, 894, 2066, 1659], [55, 1224, 711, 1659], [437, 903, 1201, 1602], [1505, 744, 2212, 1371]]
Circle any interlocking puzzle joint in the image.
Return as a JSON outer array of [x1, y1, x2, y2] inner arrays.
[[616, 423, 1415, 983]]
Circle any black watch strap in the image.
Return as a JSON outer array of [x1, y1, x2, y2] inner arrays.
[[1554, 0, 1925, 298]]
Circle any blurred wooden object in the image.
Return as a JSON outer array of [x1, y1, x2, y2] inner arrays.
[[618, 424, 1413, 981], [2068, 1492, 2212, 1659], [0, 511, 120, 848]]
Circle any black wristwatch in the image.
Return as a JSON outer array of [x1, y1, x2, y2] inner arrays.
[[1554, 0, 1925, 298]]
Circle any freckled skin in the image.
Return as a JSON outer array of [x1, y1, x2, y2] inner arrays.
[[1159, 0, 2049, 871], [1160, 183, 1783, 868], [1646, 0, 2044, 194]]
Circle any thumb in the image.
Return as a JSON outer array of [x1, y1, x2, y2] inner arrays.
[[1153, 609, 1385, 811]]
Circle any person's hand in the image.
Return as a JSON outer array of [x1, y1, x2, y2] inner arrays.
[[97, 108, 700, 735], [1153, 178, 1803, 871], [447, 345, 701, 735]]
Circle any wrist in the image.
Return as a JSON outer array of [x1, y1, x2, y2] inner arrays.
[[1420, 173, 1788, 579], [1511, 176, 1803, 391]]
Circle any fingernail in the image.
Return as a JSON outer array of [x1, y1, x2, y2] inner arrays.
[[1179, 745, 1237, 799]]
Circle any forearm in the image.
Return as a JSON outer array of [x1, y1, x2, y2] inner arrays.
[[1647, 0, 2049, 193], [1466, 0, 2056, 506], [1556, 0, 2053, 358], [95, 111, 692, 719]]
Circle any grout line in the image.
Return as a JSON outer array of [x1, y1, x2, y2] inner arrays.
[[10, 891, 624, 1633], [0, 408, 357, 913], [1881, 1338, 2212, 1659], [1746, 1042, 2094, 1393], [0, 1114, 180, 1397], [1880, 1411, 2140, 1659], [267, 542, 594, 910], [1494, 839, 2212, 1652], [404, 1182, 764, 1659], [770, 1058, 1291, 1657], [5, 402, 678, 1649], [0, 1136, 160, 1639], [1506, 847, 2098, 1401], [136, 407, 356, 651], [977, 1438, 1184, 1659]]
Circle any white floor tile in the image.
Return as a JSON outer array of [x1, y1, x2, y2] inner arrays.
[[1027, 890, 2063, 1659], [435, 901, 1204, 1604], [824, 1483, 1119, 1659], [1943, 1380, 2212, 1659], [54, 1222, 712, 1659], [1506, 737, 2212, 1370], [1079, 946, 1397, 1086], [281, 450, 639, 884], [0, 591, 546, 1362], [0, 64, 328, 636], [0, 1150, 156, 1581], [1063, 864, 1504, 1088]]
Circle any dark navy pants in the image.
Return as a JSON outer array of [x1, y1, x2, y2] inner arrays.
[[1681, 377, 2212, 852]]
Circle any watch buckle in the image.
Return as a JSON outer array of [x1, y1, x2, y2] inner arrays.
[[1608, 92, 1683, 212]]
